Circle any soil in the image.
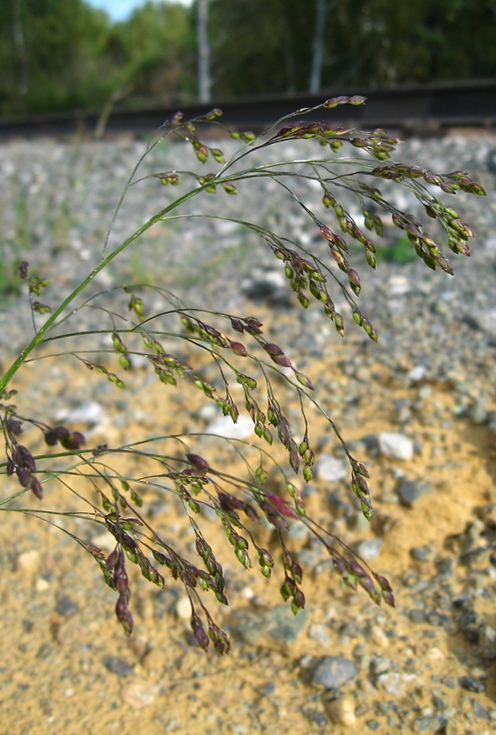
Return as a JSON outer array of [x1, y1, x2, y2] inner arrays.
[[1, 305, 495, 735]]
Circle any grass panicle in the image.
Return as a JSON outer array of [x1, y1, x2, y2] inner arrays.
[[0, 98, 485, 651]]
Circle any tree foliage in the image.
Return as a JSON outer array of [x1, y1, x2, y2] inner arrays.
[[208, 0, 496, 95], [0, 0, 494, 117], [0, 0, 195, 116], [0, 0, 111, 115], [101, 1, 196, 108]]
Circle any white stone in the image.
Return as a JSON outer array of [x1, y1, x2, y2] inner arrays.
[[58, 400, 104, 426], [407, 365, 429, 383], [377, 672, 405, 696], [205, 414, 253, 440], [198, 403, 218, 421], [36, 577, 50, 592], [378, 432, 414, 461], [91, 532, 117, 552], [175, 596, 192, 620], [17, 549, 41, 573], [315, 455, 348, 482], [120, 682, 156, 709], [387, 275, 412, 296]]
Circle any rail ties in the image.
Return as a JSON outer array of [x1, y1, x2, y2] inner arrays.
[[1, 79, 496, 141]]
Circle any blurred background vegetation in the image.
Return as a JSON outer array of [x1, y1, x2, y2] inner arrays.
[[1, 0, 495, 118]]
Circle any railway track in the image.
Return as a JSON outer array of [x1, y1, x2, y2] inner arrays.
[[1, 78, 496, 141]]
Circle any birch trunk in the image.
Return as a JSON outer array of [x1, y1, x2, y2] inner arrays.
[[197, 0, 212, 102]]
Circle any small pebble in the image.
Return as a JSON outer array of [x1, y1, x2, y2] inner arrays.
[[308, 624, 331, 646], [17, 550, 41, 574], [315, 454, 348, 482], [55, 596, 79, 617], [472, 700, 488, 720], [204, 414, 254, 439], [103, 656, 133, 677], [477, 625, 496, 659], [120, 682, 156, 709], [59, 400, 104, 426], [378, 432, 414, 461], [366, 720, 381, 731], [324, 697, 356, 726], [410, 546, 431, 561], [175, 596, 192, 620], [459, 676, 486, 693], [356, 538, 383, 560], [35, 577, 50, 592], [414, 715, 446, 733], [396, 479, 432, 507], [310, 656, 357, 690]]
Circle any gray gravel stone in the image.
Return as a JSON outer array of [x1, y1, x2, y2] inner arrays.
[[103, 656, 133, 677], [55, 596, 79, 617], [241, 269, 292, 306], [356, 538, 383, 560], [477, 625, 496, 660], [459, 676, 486, 693], [396, 478, 433, 507], [410, 546, 431, 560], [235, 604, 309, 649], [315, 454, 348, 482], [414, 715, 447, 733], [310, 656, 357, 690], [409, 610, 426, 624]]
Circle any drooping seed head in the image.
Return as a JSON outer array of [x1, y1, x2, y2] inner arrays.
[[186, 453, 210, 471], [30, 476, 43, 500]]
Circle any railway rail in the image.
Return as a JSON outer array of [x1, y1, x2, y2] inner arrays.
[[1, 78, 496, 141]]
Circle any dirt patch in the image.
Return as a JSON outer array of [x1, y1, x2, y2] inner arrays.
[[1, 307, 495, 735]]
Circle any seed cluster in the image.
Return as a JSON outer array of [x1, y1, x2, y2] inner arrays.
[[1, 96, 485, 648]]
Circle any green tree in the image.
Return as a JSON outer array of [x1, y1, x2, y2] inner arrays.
[[1, 0, 494, 117], [0, 0, 112, 115], [101, 1, 196, 108], [205, 0, 496, 98], [0, 1, 196, 117], [332, 0, 496, 86], [207, 0, 314, 96]]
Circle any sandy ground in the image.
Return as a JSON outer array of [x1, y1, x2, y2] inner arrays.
[[1, 306, 495, 735]]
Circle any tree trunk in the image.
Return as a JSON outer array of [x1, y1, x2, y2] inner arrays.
[[197, 0, 211, 102], [308, 0, 330, 93], [12, 0, 29, 104]]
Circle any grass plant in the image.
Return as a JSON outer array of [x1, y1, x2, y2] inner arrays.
[[0, 97, 485, 652]]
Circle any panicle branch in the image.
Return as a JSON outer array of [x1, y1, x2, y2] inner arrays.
[[0, 95, 484, 651]]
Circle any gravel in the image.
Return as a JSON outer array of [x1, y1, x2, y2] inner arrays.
[[1, 128, 496, 733], [310, 656, 358, 689], [2, 130, 496, 434], [1, 130, 496, 341]]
